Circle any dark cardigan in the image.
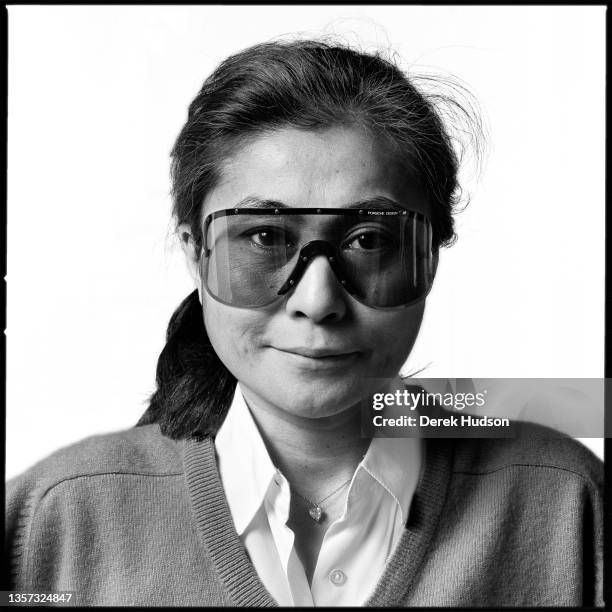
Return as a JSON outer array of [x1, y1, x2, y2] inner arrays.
[[4, 421, 604, 606]]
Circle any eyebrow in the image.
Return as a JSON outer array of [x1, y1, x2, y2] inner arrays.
[[234, 195, 405, 211], [234, 197, 289, 209]]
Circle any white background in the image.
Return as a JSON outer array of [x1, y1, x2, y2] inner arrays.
[[6, 6, 606, 478]]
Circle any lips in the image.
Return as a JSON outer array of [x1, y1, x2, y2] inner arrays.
[[274, 347, 361, 359]]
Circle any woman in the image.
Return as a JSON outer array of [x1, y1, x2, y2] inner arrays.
[[5, 40, 603, 607]]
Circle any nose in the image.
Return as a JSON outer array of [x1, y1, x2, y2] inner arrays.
[[285, 255, 347, 323]]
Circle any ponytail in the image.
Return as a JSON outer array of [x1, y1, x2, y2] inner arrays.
[[136, 290, 236, 440]]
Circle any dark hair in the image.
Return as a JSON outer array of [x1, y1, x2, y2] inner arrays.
[[137, 39, 482, 439]]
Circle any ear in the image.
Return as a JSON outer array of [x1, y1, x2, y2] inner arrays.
[[178, 223, 201, 296]]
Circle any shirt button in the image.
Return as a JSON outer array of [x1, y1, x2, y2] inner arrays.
[[329, 569, 347, 586]]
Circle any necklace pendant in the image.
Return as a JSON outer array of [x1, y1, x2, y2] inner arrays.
[[309, 505, 323, 522]]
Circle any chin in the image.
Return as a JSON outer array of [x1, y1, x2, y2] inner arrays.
[[262, 374, 370, 419]]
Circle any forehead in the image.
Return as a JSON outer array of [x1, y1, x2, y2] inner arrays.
[[202, 126, 428, 218]]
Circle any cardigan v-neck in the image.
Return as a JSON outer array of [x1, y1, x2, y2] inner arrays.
[[183, 435, 453, 606]]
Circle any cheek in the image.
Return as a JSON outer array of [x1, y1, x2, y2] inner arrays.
[[362, 303, 425, 370], [202, 298, 265, 367]]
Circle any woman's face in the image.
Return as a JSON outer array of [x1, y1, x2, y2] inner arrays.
[[186, 126, 433, 419]]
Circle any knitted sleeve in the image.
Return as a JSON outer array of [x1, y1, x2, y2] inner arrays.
[[587, 458, 605, 608], [4, 467, 46, 591]]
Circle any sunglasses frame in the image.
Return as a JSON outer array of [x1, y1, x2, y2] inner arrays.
[[198, 207, 436, 310]]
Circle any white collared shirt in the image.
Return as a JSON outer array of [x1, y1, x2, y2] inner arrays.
[[214, 385, 422, 607]]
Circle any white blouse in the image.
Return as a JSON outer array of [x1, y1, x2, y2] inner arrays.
[[214, 385, 422, 607]]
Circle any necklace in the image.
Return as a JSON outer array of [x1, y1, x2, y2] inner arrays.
[[292, 478, 352, 523]]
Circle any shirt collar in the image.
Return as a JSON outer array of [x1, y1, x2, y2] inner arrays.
[[355, 435, 422, 526], [347, 375, 422, 524], [215, 382, 422, 533], [215, 384, 279, 535]]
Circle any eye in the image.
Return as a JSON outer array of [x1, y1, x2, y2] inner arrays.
[[342, 228, 393, 251], [246, 227, 294, 250]]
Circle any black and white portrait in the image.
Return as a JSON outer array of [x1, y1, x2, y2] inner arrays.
[[5, 6, 605, 607]]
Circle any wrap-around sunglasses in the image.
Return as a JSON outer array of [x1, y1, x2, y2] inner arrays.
[[198, 207, 435, 309]]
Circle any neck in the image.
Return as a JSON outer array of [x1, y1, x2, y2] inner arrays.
[[239, 385, 371, 500]]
